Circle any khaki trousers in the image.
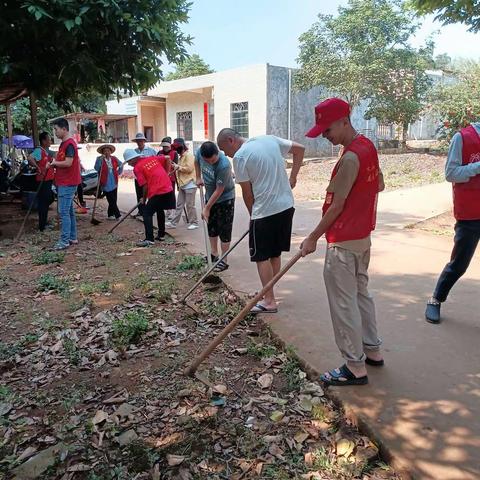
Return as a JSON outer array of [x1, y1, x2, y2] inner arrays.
[[323, 245, 381, 365], [171, 187, 198, 226]]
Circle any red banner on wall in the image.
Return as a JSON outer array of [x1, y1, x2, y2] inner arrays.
[[203, 103, 209, 139]]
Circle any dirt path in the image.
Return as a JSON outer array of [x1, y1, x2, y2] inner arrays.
[[0, 208, 398, 479]]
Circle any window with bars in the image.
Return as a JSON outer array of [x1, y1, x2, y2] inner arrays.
[[230, 102, 249, 138], [176, 111, 193, 141]]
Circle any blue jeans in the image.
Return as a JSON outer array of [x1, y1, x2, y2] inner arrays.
[[57, 185, 78, 246], [434, 220, 480, 302]]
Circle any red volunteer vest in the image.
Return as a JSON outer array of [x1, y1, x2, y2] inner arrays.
[[323, 135, 379, 243], [36, 148, 55, 182], [99, 156, 120, 186], [54, 138, 81, 187], [453, 125, 480, 220]]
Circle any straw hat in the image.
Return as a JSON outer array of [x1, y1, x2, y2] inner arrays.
[[97, 144, 116, 154]]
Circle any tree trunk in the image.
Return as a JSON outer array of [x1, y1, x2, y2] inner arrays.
[[30, 91, 39, 147], [400, 121, 408, 149]]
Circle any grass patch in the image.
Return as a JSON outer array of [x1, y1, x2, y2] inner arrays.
[[32, 251, 65, 265], [247, 341, 278, 359], [37, 273, 70, 294], [79, 280, 111, 295], [112, 309, 149, 347], [63, 337, 82, 365], [176, 254, 204, 271], [282, 346, 303, 392], [150, 278, 176, 303]]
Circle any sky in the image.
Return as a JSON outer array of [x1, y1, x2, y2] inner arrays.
[[163, 0, 480, 73]]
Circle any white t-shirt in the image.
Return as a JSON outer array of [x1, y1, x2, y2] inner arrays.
[[233, 135, 293, 219]]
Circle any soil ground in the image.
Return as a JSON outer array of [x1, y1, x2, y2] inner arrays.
[[293, 152, 445, 202], [0, 207, 399, 479]]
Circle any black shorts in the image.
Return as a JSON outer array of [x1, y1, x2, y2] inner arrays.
[[208, 199, 235, 243], [249, 207, 294, 262]]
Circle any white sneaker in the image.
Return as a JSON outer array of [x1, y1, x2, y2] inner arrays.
[[108, 216, 116, 221], [187, 224, 199, 230], [165, 221, 176, 229]]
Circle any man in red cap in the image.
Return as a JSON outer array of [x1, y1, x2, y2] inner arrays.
[[300, 98, 385, 386]]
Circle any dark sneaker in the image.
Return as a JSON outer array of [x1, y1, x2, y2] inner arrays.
[[425, 301, 441, 324], [155, 235, 165, 241], [136, 239, 154, 247]]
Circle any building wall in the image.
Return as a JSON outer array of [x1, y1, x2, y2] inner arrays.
[[105, 97, 139, 115], [212, 64, 268, 138], [165, 90, 212, 144], [266, 65, 289, 139], [140, 104, 166, 141]]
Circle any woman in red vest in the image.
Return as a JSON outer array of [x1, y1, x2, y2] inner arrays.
[[94, 144, 124, 220], [27, 132, 55, 231]]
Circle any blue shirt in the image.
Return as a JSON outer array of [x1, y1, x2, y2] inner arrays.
[[94, 156, 124, 192], [195, 150, 235, 203], [135, 146, 157, 157], [445, 123, 480, 183]]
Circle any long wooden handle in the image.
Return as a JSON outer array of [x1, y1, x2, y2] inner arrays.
[[199, 185, 212, 269], [181, 228, 249, 302], [15, 169, 48, 241], [184, 250, 302, 376], [90, 162, 103, 221], [108, 202, 141, 234]]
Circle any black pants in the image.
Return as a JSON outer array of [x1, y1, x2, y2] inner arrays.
[[77, 184, 85, 206], [434, 220, 480, 302], [135, 179, 145, 216], [144, 197, 165, 241], [37, 180, 53, 231], [105, 189, 121, 219]]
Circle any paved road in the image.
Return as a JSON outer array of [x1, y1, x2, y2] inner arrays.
[[117, 180, 480, 479]]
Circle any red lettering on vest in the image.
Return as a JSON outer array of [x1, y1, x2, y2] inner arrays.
[[453, 125, 480, 220], [322, 135, 379, 243]]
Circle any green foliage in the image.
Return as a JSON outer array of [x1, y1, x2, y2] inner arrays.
[[79, 280, 111, 295], [0, 1, 192, 99], [247, 341, 278, 359], [295, 0, 433, 140], [176, 255, 205, 271], [409, 0, 480, 32], [37, 273, 69, 293], [112, 310, 149, 346], [427, 61, 480, 141], [165, 54, 214, 81], [32, 251, 65, 265]]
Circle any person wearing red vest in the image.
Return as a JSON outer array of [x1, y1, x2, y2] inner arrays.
[[425, 123, 480, 323], [94, 144, 124, 220], [27, 132, 55, 231], [50, 117, 81, 250], [301, 98, 385, 386], [123, 149, 175, 247]]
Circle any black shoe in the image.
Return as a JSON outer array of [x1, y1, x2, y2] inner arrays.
[[155, 235, 165, 241], [425, 301, 441, 324]]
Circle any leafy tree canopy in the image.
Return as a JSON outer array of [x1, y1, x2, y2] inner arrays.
[[295, 0, 429, 106], [409, 0, 480, 32], [0, 0, 192, 100], [165, 54, 215, 81]]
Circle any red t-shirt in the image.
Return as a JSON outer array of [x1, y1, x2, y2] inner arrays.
[[54, 138, 81, 187], [134, 155, 172, 199]]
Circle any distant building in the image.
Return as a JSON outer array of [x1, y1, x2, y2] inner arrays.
[[106, 64, 449, 157]]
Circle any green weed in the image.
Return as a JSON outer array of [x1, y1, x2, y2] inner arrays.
[[63, 337, 82, 365], [32, 251, 65, 265], [247, 341, 278, 359], [112, 309, 149, 346], [79, 280, 111, 295], [176, 255, 205, 271], [36, 273, 69, 293]]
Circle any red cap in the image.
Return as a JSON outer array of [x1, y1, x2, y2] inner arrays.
[[305, 98, 351, 138]]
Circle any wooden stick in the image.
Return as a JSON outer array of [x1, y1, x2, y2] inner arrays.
[[90, 161, 103, 224], [184, 250, 302, 377], [108, 202, 141, 234], [199, 185, 212, 269], [181, 228, 249, 302]]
